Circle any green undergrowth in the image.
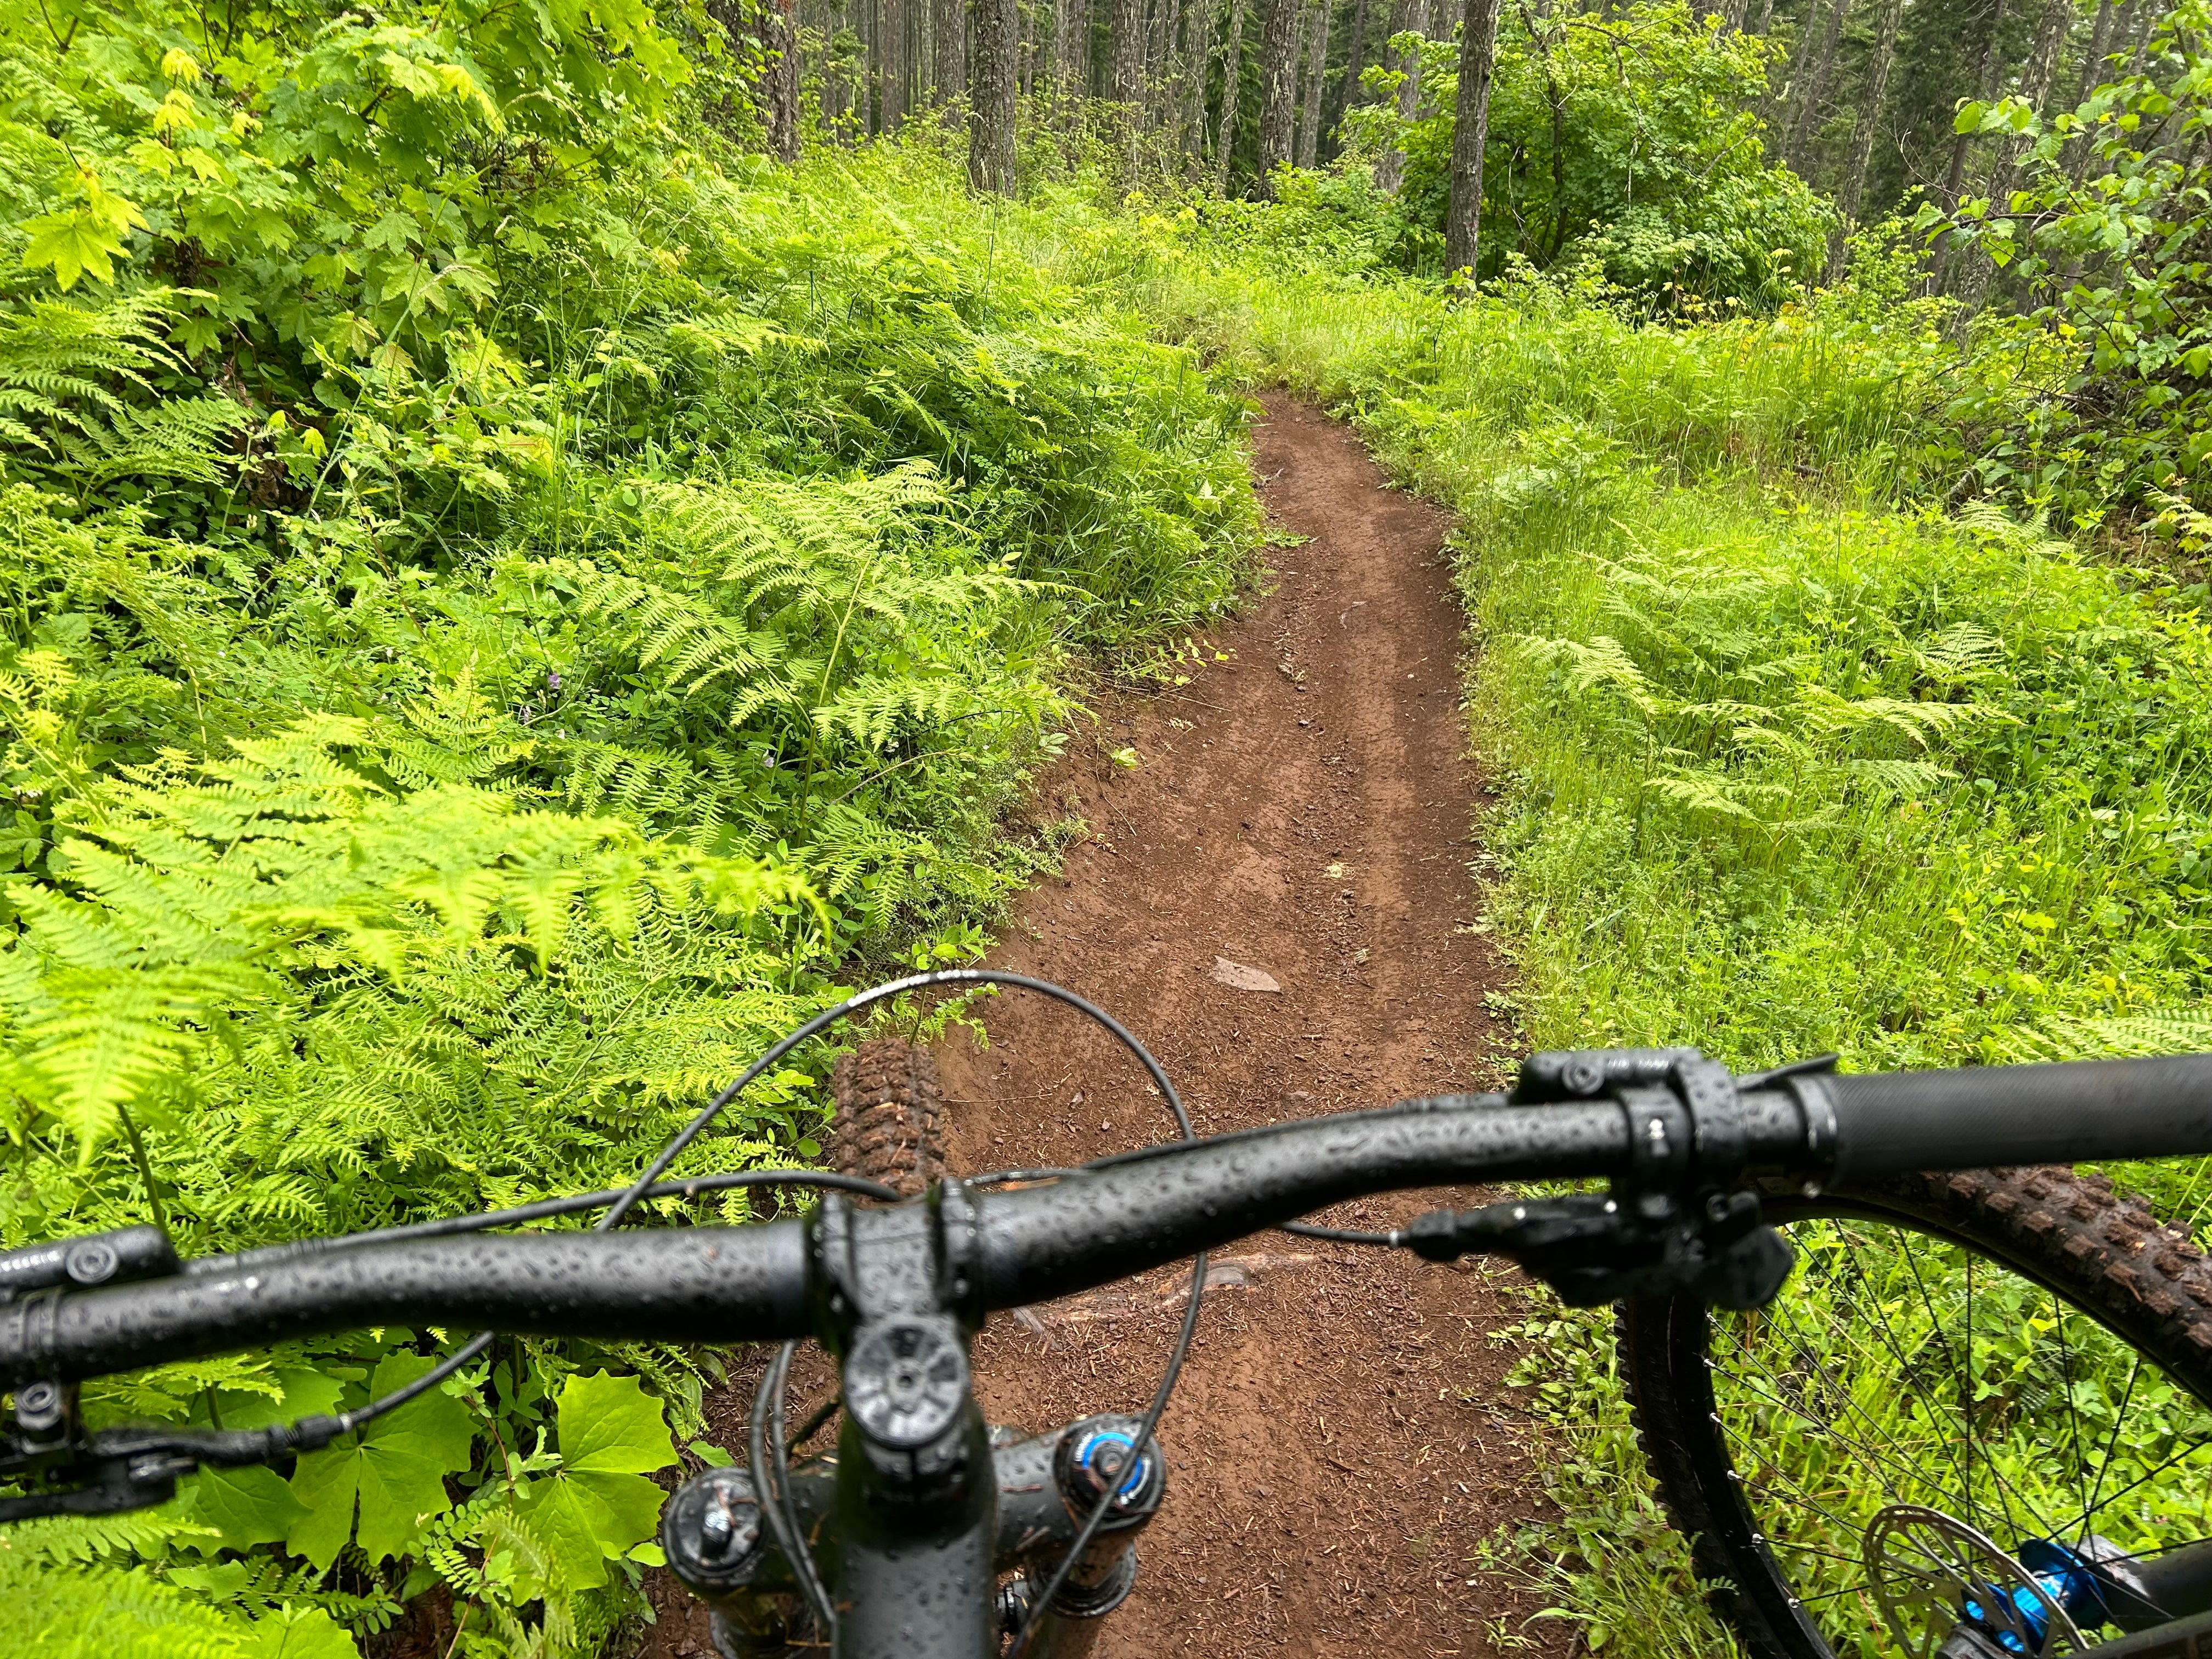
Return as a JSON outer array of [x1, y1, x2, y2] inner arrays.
[[0, 35, 1256, 1647], [1009, 199, 2212, 1655]]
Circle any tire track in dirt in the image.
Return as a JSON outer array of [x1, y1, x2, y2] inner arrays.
[[934, 395, 1564, 1658]]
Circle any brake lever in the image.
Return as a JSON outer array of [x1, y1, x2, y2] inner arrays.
[[1392, 1046, 1802, 1310], [1403, 1189, 1796, 1310], [0, 1375, 345, 1521]]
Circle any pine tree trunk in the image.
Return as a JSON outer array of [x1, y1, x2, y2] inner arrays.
[[1372, 0, 1426, 190], [1783, 0, 1849, 173], [931, 0, 967, 104], [1296, 0, 1330, 166], [1114, 0, 1147, 101], [822, 0, 848, 134], [2062, 0, 2124, 180], [1216, 0, 1249, 188], [1186, 0, 1217, 156], [1159, 0, 1187, 139], [881, 0, 909, 127], [1256, 0, 1302, 189], [2068, 0, 2118, 105], [1930, 0, 2008, 293], [2124, 0, 2154, 70], [763, 0, 803, 159], [1321, 0, 1372, 159], [1045, 0, 1066, 106], [970, 0, 1019, 188], [1835, 0, 1902, 225], [864, 0, 881, 132], [1443, 0, 1502, 273]]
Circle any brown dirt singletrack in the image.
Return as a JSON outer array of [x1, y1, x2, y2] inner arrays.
[[646, 397, 1570, 1659]]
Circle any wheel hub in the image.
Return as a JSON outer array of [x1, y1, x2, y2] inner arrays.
[[1863, 1504, 2085, 1658]]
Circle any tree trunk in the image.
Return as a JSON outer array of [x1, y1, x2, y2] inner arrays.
[[970, 0, 1019, 188], [2123, 0, 2154, 71], [2061, 0, 2124, 180], [1985, 0, 2076, 211], [1114, 0, 1148, 102], [1042, 0, 1063, 106], [1296, 0, 1330, 166], [1186, 0, 1217, 156], [763, 0, 803, 159], [1372, 0, 1427, 190], [1782, 0, 1849, 173], [1256, 0, 1302, 189], [1835, 0, 1902, 225], [865, 0, 881, 132], [2068, 0, 2119, 106], [882, 0, 909, 128], [1321, 0, 1372, 159], [931, 0, 967, 104], [1158, 0, 1187, 139], [1443, 0, 1503, 274], [1216, 0, 1249, 188], [1929, 0, 2008, 293]]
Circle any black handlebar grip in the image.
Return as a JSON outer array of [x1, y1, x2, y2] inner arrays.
[[1820, 1053, 2212, 1183], [0, 1224, 814, 1389]]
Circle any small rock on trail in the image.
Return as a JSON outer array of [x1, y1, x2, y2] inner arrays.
[[1209, 956, 1283, 992]]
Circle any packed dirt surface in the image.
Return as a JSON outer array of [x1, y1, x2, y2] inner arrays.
[[641, 397, 1567, 1658]]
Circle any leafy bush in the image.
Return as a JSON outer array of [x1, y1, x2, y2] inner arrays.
[[0, 0, 1258, 1644], [1929, 1, 2212, 523], [1338, 1, 1832, 300]]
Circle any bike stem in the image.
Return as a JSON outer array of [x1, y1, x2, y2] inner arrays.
[[662, 1182, 1166, 1658]]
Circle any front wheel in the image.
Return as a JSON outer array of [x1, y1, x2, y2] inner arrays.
[[1622, 1167, 2212, 1657]]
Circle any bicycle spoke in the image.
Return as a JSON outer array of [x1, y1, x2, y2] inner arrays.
[[2051, 1303, 2097, 1539], [2084, 1349, 2147, 1527], [1699, 1213, 2212, 1658]]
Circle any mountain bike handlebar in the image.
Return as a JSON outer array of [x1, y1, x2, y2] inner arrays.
[[7, 1043, 2212, 1658], [8, 1050, 2212, 1391]]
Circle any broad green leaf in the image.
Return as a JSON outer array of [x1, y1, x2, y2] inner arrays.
[[511, 1370, 676, 1590], [247, 1605, 358, 1659], [560, 1370, 681, 1476], [21, 174, 148, 291], [185, 1464, 308, 1550], [285, 1355, 473, 1567]]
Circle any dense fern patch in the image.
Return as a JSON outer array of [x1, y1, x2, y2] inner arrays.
[[0, 2, 1257, 1643]]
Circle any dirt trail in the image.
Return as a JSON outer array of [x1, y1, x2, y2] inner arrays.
[[645, 396, 1564, 1659], [940, 396, 1559, 1658]]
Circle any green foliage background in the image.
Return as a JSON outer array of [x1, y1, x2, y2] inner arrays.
[[0, 0, 1257, 1647], [1338, 2, 1835, 299]]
